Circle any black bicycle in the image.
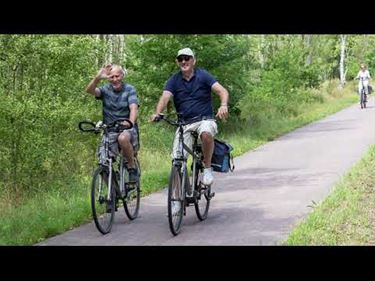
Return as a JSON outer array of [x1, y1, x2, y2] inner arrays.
[[79, 119, 141, 234], [359, 77, 368, 109], [154, 114, 215, 236]]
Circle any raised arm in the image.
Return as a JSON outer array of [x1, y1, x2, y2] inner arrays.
[[85, 64, 112, 97]]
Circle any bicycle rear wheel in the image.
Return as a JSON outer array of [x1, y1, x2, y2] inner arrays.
[[194, 165, 211, 221], [168, 164, 185, 236], [91, 167, 115, 234], [123, 157, 141, 220]]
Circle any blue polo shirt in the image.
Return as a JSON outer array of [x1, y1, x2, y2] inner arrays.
[[164, 68, 217, 121], [97, 83, 139, 125]]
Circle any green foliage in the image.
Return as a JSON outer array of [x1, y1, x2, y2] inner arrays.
[[0, 34, 372, 244]]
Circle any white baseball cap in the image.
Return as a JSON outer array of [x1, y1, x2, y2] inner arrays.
[[176, 47, 195, 58]]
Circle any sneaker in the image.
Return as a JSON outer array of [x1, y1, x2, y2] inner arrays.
[[202, 167, 214, 186], [171, 201, 181, 216], [128, 168, 139, 183]]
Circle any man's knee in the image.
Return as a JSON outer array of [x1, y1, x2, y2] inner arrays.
[[200, 132, 213, 142], [118, 132, 131, 143]]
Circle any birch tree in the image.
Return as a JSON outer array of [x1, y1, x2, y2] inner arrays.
[[339, 34, 347, 88]]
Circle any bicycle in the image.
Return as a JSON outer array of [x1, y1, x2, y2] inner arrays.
[[154, 114, 215, 236], [78, 119, 141, 234], [359, 77, 368, 109]]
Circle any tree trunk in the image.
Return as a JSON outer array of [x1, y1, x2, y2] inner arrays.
[[258, 35, 265, 68], [119, 34, 125, 65], [339, 35, 347, 88], [303, 34, 312, 66]]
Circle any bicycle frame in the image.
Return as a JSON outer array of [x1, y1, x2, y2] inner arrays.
[[79, 119, 140, 234], [159, 114, 211, 200], [156, 114, 214, 235], [174, 124, 203, 197]]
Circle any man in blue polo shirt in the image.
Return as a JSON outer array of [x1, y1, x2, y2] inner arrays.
[[151, 47, 229, 186], [86, 63, 139, 182]]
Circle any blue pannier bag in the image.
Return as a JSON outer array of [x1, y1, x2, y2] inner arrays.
[[211, 139, 234, 173], [368, 85, 373, 94]]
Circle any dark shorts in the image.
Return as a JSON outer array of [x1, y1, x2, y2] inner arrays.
[[97, 126, 139, 161]]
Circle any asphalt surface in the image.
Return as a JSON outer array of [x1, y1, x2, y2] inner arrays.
[[37, 97, 375, 245]]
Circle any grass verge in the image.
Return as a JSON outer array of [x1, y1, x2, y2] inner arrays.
[[285, 145, 375, 245]]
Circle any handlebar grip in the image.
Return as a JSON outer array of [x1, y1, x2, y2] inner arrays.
[[78, 121, 96, 132], [153, 113, 164, 122], [117, 118, 134, 131]]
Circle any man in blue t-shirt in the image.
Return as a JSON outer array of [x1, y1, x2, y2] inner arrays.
[[151, 47, 229, 186], [86, 64, 139, 182]]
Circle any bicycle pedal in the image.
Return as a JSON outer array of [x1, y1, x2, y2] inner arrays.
[[208, 192, 215, 199]]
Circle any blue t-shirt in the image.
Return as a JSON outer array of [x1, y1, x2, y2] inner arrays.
[[97, 83, 139, 125], [164, 68, 217, 121]]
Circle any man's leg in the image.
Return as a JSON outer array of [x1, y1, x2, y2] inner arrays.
[[172, 127, 193, 160], [201, 132, 214, 168], [197, 120, 218, 186], [118, 132, 138, 182], [118, 132, 135, 168]]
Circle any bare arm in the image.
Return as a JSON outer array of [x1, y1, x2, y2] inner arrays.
[[128, 103, 138, 126], [85, 77, 102, 97], [212, 82, 229, 120], [150, 91, 173, 121]]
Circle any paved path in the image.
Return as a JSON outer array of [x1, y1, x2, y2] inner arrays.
[[38, 97, 375, 245]]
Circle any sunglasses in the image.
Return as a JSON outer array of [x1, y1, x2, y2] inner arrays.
[[177, 55, 192, 62]]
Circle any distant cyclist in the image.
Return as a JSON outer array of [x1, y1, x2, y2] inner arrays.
[[355, 63, 371, 102], [85, 63, 140, 182]]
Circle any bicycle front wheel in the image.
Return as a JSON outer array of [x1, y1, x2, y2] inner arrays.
[[123, 157, 141, 220], [91, 167, 115, 234], [168, 164, 185, 236], [194, 166, 211, 221]]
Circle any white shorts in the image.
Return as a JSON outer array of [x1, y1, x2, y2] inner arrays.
[[172, 119, 218, 159]]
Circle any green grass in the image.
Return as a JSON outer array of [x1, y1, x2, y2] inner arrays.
[[0, 81, 361, 245], [285, 145, 375, 245], [0, 181, 92, 245]]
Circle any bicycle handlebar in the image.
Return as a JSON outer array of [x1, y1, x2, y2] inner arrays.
[[78, 118, 133, 133], [153, 114, 211, 127], [154, 114, 189, 127]]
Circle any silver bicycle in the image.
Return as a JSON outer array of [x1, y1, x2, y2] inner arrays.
[[79, 119, 141, 234]]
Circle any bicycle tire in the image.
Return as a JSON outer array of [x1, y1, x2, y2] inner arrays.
[[91, 166, 115, 234], [194, 164, 211, 221], [167, 164, 185, 236], [123, 157, 141, 220], [360, 89, 366, 109]]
